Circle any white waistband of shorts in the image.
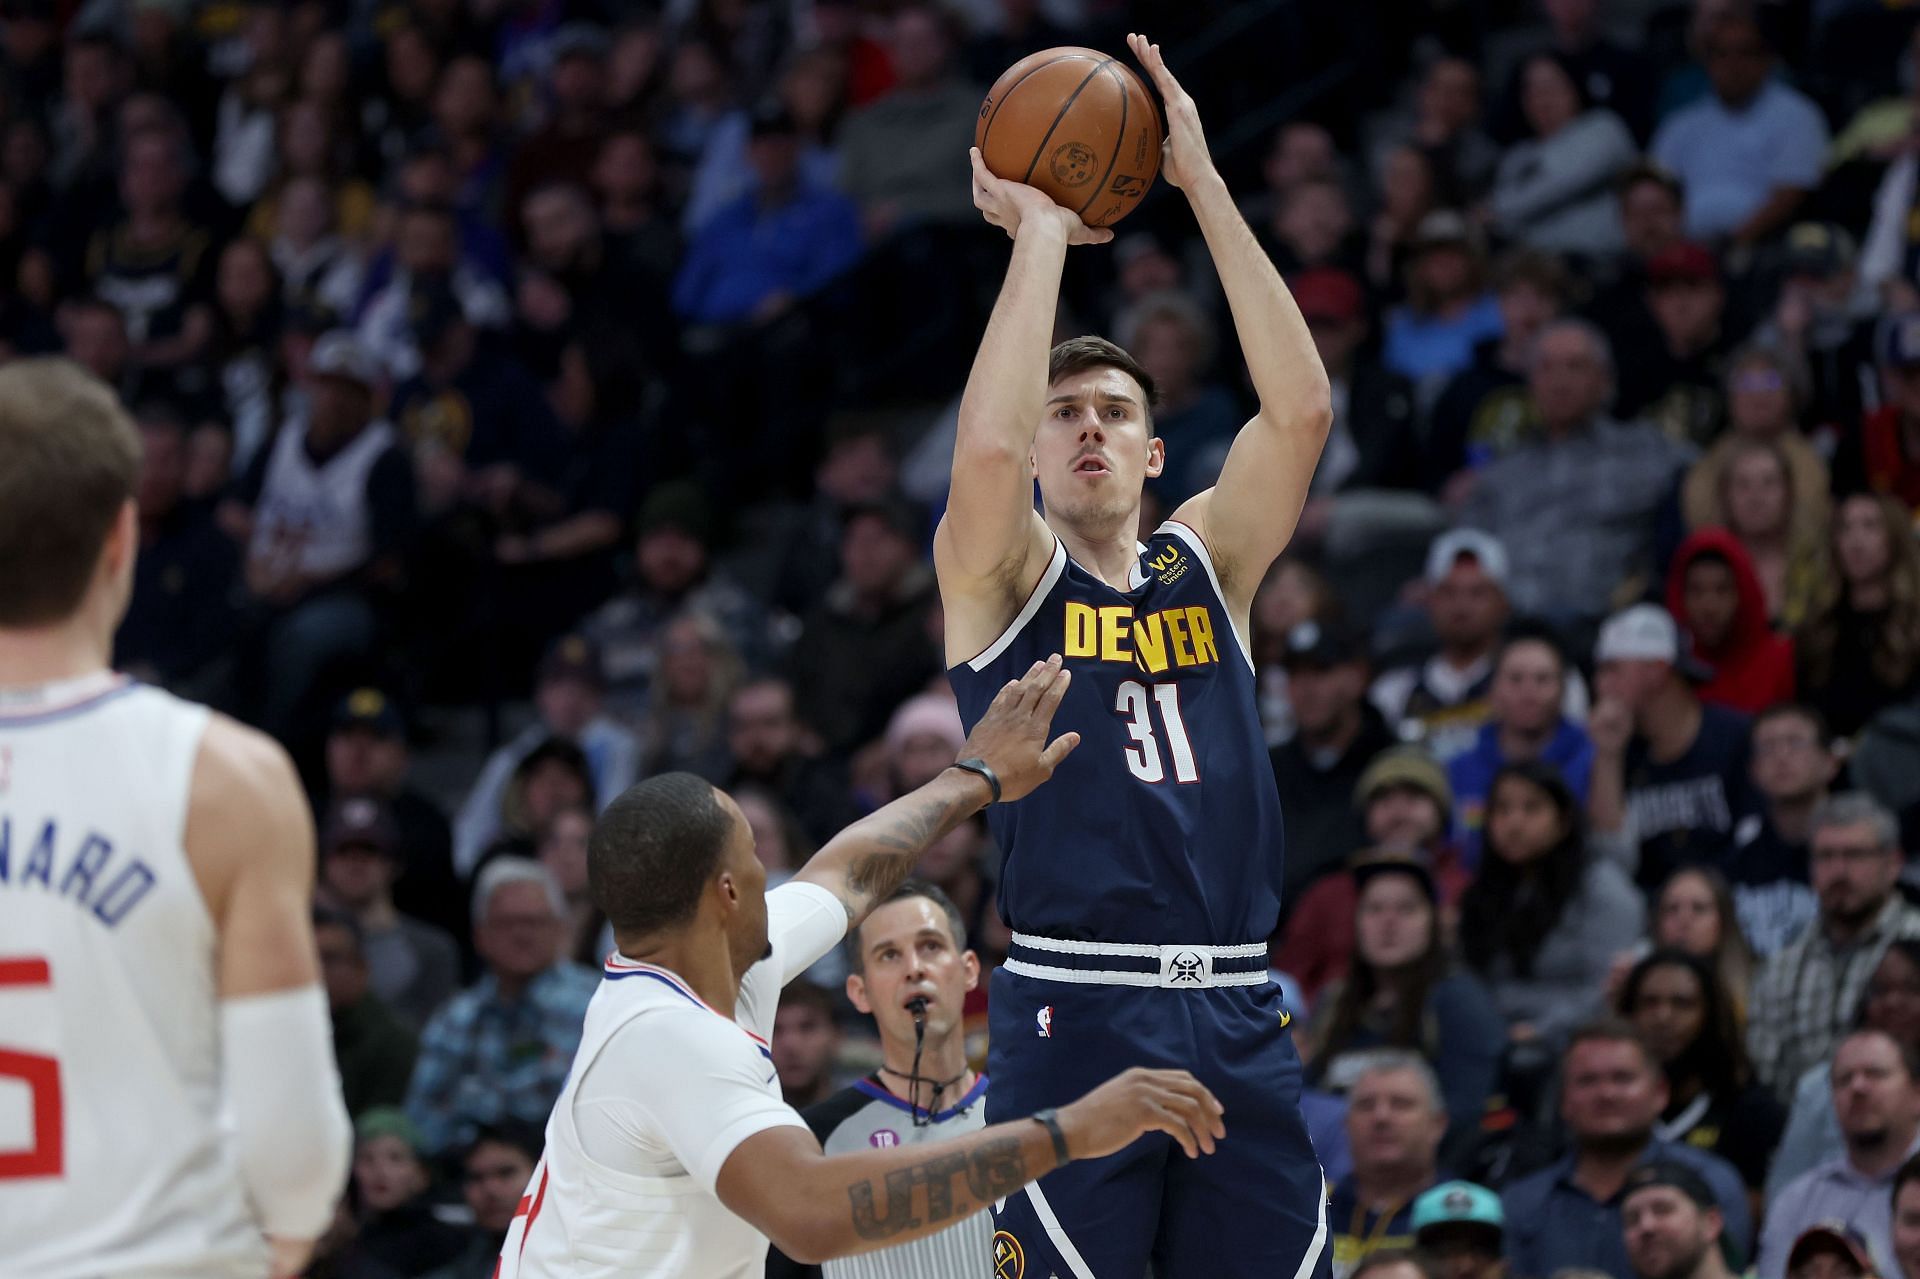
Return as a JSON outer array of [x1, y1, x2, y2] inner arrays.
[[1006, 933, 1270, 988]]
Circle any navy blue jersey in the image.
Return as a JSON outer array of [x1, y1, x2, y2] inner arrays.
[[949, 521, 1284, 945]]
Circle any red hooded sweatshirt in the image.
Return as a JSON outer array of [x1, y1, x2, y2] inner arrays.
[[1666, 528, 1797, 714]]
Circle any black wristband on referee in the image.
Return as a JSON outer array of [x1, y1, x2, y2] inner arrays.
[[951, 757, 1002, 804], [1031, 1108, 1071, 1165]]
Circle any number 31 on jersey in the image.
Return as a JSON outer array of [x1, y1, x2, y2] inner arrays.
[[1115, 681, 1198, 784]]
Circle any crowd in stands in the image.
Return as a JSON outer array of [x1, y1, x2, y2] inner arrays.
[[20, 0, 1920, 1273]]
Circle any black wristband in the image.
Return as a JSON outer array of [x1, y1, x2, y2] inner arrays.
[[951, 757, 1002, 804], [1031, 1107, 1071, 1165]]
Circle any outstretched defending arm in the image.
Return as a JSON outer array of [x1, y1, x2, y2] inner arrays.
[[1132, 34, 1332, 617], [935, 155, 1110, 651], [794, 656, 1080, 927]]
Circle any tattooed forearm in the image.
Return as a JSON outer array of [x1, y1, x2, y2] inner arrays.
[[833, 773, 984, 920], [847, 1138, 1031, 1241]]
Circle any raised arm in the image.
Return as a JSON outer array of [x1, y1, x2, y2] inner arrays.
[[934, 154, 1109, 652], [1130, 34, 1332, 617], [718, 1065, 1223, 1264], [794, 656, 1079, 927]]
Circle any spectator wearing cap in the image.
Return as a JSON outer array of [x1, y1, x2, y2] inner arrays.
[[404, 857, 597, 1160], [1501, 1022, 1750, 1279], [1448, 630, 1596, 865], [1382, 211, 1505, 392], [1612, 242, 1732, 450], [1749, 796, 1920, 1099], [1277, 748, 1469, 1002], [1288, 267, 1426, 519], [1795, 493, 1920, 740], [351, 1105, 469, 1275], [315, 906, 419, 1119], [453, 634, 639, 875], [325, 687, 463, 943], [1622, 1161, 1739, 1279], [1414, 1180, 1505, 1279], [318, 795, 461, 1030], [1457, 320, 1695, 626], [580, 481, 768, 720], [1836, 316, 1920, 517], [1760, 1029, 1920, 1279], [1666, 529, 1796, 715], [1375, 530, 1543, 764], [1270, 618, 1399, 907], [1460, 760, 1644, 1050], [1759, 223, 1877, 438], [420, 1122, 544, 1279], [1649, 10, 1829, 245], [1893, 1153, 1920, 1279], [1305, 859, 1503, 1152], [1587, 603, 1758, 890], [1789, 1224, 1884, 1279], [1121, 289, 1247, 506], [1489, 52, 1636, 258], [787, 495, 940, 757], [672, 102, 862, 328], [1325, 1051, 1449, 1279], [116, 401, 241, 696], [724, 676, 860, 848], [1429, 250, 1570, 476], [224, 329, 417, 743]]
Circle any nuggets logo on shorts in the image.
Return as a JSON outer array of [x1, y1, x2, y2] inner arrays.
[[993, 1229, 1026, 1279]]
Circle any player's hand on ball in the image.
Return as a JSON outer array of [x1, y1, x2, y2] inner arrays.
[[1126, 33, 1215, 192], [969, 148, 1113, 245], [959, 653, 1082, 802], [1058, 1067, 1226, 1160]]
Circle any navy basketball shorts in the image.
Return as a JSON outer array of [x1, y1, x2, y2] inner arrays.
[[985, 968, 1331, 1279]]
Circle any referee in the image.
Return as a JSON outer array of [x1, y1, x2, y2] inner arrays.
[[797, 880, 993, 1279]]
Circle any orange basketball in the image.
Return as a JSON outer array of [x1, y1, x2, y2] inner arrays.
[[975, 46, 1163, 228]]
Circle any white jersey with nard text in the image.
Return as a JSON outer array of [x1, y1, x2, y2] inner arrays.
[[498, 880, 847, 1279], [0, 672, 268, 1278]]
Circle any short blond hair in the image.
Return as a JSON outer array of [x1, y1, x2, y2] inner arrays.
[[0, 358, 139, 625]]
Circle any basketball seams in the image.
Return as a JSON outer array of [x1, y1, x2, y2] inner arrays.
[[1075, 61, 1130, 218], [977, 54, 1099, 158], [1019, 58, 1111, 186]]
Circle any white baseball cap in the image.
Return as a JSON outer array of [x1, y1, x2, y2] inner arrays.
[[1594, 603, 1714, 682], [308, 330, 377, 388], [1425, 529, 1510, 589]]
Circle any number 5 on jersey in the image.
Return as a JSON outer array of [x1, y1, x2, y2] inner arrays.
[[0, 956, 63, 1178], [1115, 680, 1198, 784]]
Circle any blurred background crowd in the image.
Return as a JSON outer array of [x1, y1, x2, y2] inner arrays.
[[22, 0, 1920, 1273]]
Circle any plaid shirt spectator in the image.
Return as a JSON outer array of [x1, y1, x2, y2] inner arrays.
[[1747, 894, 1920, 1099], [403, 962, 598, 1158]]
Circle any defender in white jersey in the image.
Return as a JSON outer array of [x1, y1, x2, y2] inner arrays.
[[498, 659, 1232, 1278], [0, 359, 352, 1278]]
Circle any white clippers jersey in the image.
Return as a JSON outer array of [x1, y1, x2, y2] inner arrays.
[[498, 881, 847, 1279], [0, 672, 268, 1279]]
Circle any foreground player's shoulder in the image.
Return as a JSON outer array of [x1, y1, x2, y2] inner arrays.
[[934, 509, 1060, 662], [185, 713, 315, 917]]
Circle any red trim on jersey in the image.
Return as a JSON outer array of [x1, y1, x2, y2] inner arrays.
[[0, 957, 51, 984], [516, 1164, 550, 1261]]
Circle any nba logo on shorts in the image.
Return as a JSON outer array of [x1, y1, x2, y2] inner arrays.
[[1036, 1006, 1053, 1038], [870, 1130, 899, 1148]]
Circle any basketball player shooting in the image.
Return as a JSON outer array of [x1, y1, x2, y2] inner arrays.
[[0, 360, 352, 1278], [939, 34, 1335, 1279]]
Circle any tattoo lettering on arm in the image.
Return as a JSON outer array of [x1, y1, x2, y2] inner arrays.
[[847, 1137, 1032, 1241]]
